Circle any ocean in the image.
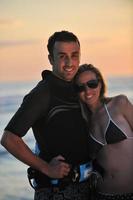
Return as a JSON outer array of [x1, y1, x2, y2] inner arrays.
[[0, 77, 133, 200]]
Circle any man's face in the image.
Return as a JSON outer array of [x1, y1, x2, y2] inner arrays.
[[49, 41, 80, 81]]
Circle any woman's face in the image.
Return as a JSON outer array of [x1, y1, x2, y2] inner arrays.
[[76, 71, 101, 108]]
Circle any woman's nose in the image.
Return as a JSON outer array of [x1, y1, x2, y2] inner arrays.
[[84, 85, 91, 93]]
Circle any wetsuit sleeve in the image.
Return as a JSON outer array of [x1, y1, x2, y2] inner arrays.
[[4, 81, 50, 137]]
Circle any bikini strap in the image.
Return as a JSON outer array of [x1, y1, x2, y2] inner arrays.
[[104, 103, 111, 120]]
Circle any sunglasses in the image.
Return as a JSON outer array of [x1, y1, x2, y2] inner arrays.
[[75, 79, 99, 93]]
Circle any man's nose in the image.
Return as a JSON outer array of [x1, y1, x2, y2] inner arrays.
[[66, 57, 72, 66]]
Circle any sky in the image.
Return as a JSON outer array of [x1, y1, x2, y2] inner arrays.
[[0, 0, 133, 82]]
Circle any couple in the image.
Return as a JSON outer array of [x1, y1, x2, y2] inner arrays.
[[1, 30, 133, 200]]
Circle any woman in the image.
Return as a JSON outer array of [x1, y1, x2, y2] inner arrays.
[[74, 64, 133, 200]]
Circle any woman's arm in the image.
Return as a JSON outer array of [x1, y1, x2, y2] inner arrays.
[[119, 95, 133, 130]]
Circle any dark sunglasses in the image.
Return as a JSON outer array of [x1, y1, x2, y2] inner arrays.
[[75, 79, 99, 93]]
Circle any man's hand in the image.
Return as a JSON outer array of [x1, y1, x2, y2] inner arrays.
[[47, 155, 71, 179]]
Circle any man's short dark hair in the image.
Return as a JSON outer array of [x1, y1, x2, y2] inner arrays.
[[47, 30, 80, 57]]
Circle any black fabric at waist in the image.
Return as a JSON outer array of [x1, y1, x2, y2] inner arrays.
[[27, 161, 93, 190]]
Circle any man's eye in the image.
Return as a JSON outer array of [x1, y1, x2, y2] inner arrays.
[[59, 55, 65, 59], [72, 54, 79, 59]]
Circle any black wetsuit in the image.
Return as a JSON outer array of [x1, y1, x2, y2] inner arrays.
[[5, 70, 91, 199]]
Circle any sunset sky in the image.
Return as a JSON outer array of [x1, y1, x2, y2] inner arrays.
[[0, 0, 132, 82]]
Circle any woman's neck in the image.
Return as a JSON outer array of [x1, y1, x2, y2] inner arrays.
[[89, 100, 103, 114]]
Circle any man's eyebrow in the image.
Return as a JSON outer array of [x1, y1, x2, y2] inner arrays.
[[72, 51, 80, 54], [58, 52, 66, 55], [58, 51, 79, 54]]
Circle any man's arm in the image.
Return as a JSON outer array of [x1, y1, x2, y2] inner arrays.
[[1, 130, 70, 178]]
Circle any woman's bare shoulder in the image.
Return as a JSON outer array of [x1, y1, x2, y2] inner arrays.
[[114, 94, 129, 103], [105, 94, 129, 106], [107, 95, 130, 109]]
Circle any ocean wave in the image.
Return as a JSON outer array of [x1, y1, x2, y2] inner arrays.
[[0, 95, 23, 113], [0, 148, 9, 156]]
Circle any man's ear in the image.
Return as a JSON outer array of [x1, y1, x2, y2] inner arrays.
[[48, 54, 54, 65]]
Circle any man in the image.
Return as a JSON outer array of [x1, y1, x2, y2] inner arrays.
[[1, 31, 91, 199]]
